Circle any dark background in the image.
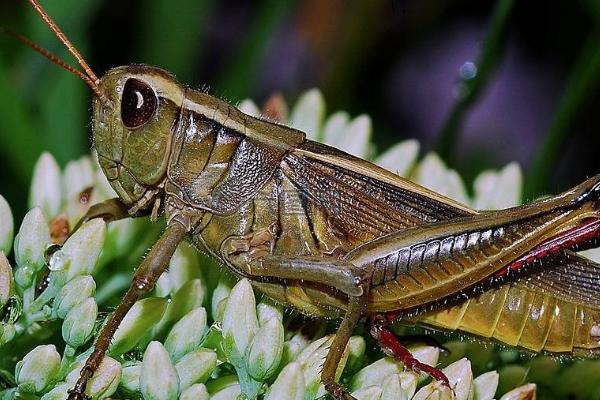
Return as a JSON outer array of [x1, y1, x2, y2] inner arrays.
[[1, 0, 600, 220]]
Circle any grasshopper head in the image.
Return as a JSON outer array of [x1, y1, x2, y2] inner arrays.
[[92, 65, 185, 206]]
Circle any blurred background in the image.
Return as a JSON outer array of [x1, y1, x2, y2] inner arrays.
[[1, 0, 600, 220]]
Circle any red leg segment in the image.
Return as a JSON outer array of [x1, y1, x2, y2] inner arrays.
[[370, 316, 450, 387]]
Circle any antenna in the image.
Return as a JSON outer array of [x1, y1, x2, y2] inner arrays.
[[27, 0, 99, 83], [2, 28, 103, 98]]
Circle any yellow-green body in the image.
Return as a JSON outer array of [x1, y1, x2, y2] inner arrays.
[[91, 65, 600, 357]]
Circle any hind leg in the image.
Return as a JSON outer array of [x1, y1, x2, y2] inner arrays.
[[370, 314, 450, 386]]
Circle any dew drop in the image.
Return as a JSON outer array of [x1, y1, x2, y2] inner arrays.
[[48, 250, 67, 271], [1, 296, 22, 324], [459, 61, 478, 80]]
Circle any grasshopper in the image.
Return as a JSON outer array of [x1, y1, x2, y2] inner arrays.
[[11, 1, 600, 399]]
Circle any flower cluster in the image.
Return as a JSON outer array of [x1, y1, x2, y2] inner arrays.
[[2, 88, 591, 400]]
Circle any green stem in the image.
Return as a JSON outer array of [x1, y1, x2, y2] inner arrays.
[[58, 345, 77, 379], [435, 0, 515, 161], [525, 25, 600, 199]]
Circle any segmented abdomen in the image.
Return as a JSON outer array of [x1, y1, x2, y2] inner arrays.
[[413, 282, 600, 353]]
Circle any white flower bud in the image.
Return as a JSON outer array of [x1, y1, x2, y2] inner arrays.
[[180, 383, 209, 400], [155, 279, 204, 337], [381, 374, 409, 400], [211, 273, 234, 321], [15, 344, 61, 393], [289, 89, 325, 140], [29, 152, 62, 218], [58, 219, 106, 281], [174, 349, 217, 390], [499, 383, 536, 400], [0, 252, 14, 306], [473, 371, 499, 400], [257, 298, 283, 326], [164, 307, 208, 361], [15, 207, 50, 273], [0, 323, 16, 345], [120, 362, 141, 394], [351, 386, 383, 400], [109, 297, 167, 356], [40, 382, 70, 400], [140, 341, 180, 400], [375, 139, 420, 177], [54, 275, 96, 319], [222, 279, 259, 358], [264, 362, 305, 400], [246, 317, 284, 381], [0, 195, 14, 255], [210, 381, 241, 400], [85, 356, 121, 399], [62, 297, 97, 348]]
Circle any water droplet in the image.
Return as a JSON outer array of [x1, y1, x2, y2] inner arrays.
[[1, 296, 22, 324], [48, 250, 67, 271], [459, 61, 478, 80]]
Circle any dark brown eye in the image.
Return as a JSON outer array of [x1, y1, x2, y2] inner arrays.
[[121, 78, 157, 129]]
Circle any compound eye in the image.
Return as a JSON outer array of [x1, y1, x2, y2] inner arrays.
[[121, 78, 157, 129]]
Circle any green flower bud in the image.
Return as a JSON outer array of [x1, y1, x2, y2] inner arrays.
[[109, 297, 167, 357], [40, 382, 70, 400], [264, 362, 305, 400], [85, 356, 121, 400], [174, 349, 217, 390], [29, 152, 62, 218], [15, 344, 61, 393], [15, 207, 50, 273], [0, 323, 16, 345], [351, 386, 383, 400], [222, 278, 259, 358], [58, 219, 106, 281], [499, 384, 536, 400], [180, 384, 209, 400], [0, 195, 14, 255], [140, 341, 179, 400], [246, 317, 284, 381], [62, 297, 97, 348], [120, 362, 141, 394], [54, 275, 96, 319], [473, 371, 499, 400], [211, 273, 234, 321], [164, 307, 208, 361], [0, 252, 14, 306]]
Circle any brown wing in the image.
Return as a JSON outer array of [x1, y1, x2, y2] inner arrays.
[[282, 141, 472, 243]]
